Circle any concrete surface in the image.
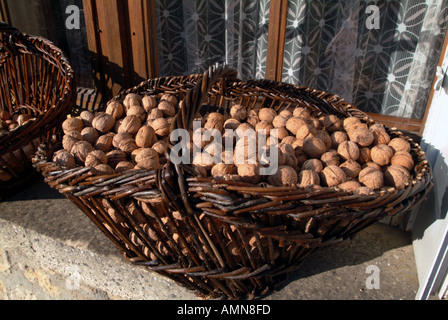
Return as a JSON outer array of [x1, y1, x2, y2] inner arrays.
[[0, 176, 422, 300]]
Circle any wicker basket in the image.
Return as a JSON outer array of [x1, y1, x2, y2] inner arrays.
[[33, 64, 432, 300], [0, 22, 76, 199]]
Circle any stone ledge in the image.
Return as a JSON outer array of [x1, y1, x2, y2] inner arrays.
[[0, 177, 420, 300]]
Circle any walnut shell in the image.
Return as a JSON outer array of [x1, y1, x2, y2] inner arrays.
[[85, 150, 108, 167], [118, 115, 142, 135], [296, 123, 317, 142], [151, 118, 170, 137], [301, 159, 324, 173], [271, 127, 289, 141], [293, 107, 311, 119], [339, 180, 362, 193], [370, 125, 391, 145], [92, 113, 116, 134], [119, 138, 138, 154], [134, 148, 160, 170], [255, 121, 273, 136], [142, 95, 157, 112], [123, 93, 142, 110], [358, 167, 384, 190], [135, 125, 157, 148], [303, 137, 327, 159], [158, 100, 176, 117], [95, 132, 115, 152], [358, 147, 372, 164], [115, 161, 135, 174], [147, 108, 164, 120], [272, 115, 287, 128], [267, 165, 298, 186], [152, 140, 167, 156], [230, 104, 247, 121], [343, 117, 361, 132], [63, 131, 83, 152], [224, 118, 241, 130], [211, 163, 236, 179], [349, 127, 374, 147], [286, 117, 308, 135], [279, 110, 293, 119], [258, 108, 277, 123], [320, 165, 346, 187], [80, 110, 95, 127], [81, 127, 99, 145], [127, 105, 147, 122], [234, 136, 257, 165], [106, 150, 127, 168], [71, 141, 95, 164], [322, 115, 343, 132], [337, 141, 360, 161], [298, 170, 320, 188], [105, 101, 124, 120], [62, 117, 84, 134], [91, 164, 115, 175], [391, 151, 414, 172], [384, 165, 411, 189], [321, 149, 340, 167], [355, 186, 374, 196], [315, 130, 332, 150], [331, 131, 348, 148], [53, 150, 76, 169], [371, 144, 394, 166], [160, 93, 178, 106], [388, 138, 411, 153], [205, 117, 224, 132], [339, 160, 362, 179], [113, 133, 133, 148]]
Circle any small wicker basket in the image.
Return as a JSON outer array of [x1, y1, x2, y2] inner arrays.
[[0, 22, 76, 199], [33, 64, 432, 300]]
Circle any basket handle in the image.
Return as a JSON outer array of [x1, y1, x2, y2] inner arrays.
[[0, 22, 19, 34]]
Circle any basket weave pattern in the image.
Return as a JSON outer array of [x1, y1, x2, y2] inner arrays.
[[33, 65, 432, 299], [0, 23, 76, 197]]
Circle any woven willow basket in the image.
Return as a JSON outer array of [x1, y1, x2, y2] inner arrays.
[[33, 64, 432, 300], [0, 22, 76, 199]]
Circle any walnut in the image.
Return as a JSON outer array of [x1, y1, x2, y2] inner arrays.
[[315, 130, 332, 150], [135, 125, 157, 148], [355, 186, 373, 196], [293, 107, 311, 119], [296, 123, 317, 142], [235, 164, 260, 184], [118, 115, 141, 135], [152, 140, 167, 156], [106, 150, 127, 168], [211, 163, 236, 179], [321, 149, 340, 166], [81, 127, 99, 145], [127, 105, 147, 122], [224, 118, 241, 130], [358, 147, 372, 164], [53, 150, 76, 169], [298, 169, 320, 188], [349, 127, 374, 147], [322, 115, 343, 132], [255, 121, 273, 136], [158, 100, 176, 117], [339, 180, 361, 193], [85, 150, 108, 167], [106, 101, 124, 120], [279, 110, 293, 119], [272, 115, 287, 128], [303, 137, 327, 159], [371, 144, 394, 166], [0, 110, 11, 121], [247, 109, 260, 126], [71, 141, 95, 165], [234, 136, 257, 165], [91, 164, 115, 175], [62, 117, 84, 134], [358, 167, 384, 190], [268, 165, 298, 186], [134, 148, 160, 170], [370, 124, 390, 145], [281, 136, 296, 146], [192, 152, 215, 170], [302, 159, 323, 173], [258, 108, 277, 123], [113, 133, 133, 148], [340, 160, 362, 179], [331, 131, 348, 149], [123, 93, 142, 110], [230, 104, 247, 121], [384, 165, 411, 189], [337, 141, 360, 161], [160, 93, 178, 106], [80, 110, 95, 126], [95, 132, 115, 152], [119, 138, 138, 154], [92, 113, 116, 134], [142, 95, 157, 112], [115, 161, 135, 174], [286, 117, 308, 135], [271, 127, 289, 141], [63, 131, 83, 152], [362, 162, 382, 171], [343, 117, 361, 133], [320, 165, 346, 187], [151, 118, 170, 137], [205, 117, 224, 132], [388, 138, 411, 153], [391, 151, 414, 172], [148, 108, 164, 120], [259, 144, 285, 167]]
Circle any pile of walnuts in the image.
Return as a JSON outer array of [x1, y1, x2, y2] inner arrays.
[[0, 109, 34, 135], [57, 93, 415, 195]]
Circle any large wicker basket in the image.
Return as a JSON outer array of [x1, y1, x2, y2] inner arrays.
[[0, 22, 76, 199], [33, 64, 432, 300]]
